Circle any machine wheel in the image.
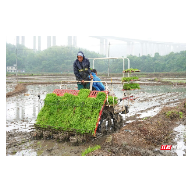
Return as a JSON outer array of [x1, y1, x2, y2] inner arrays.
[[113, 114, 124, 131], [97, 109, 114, 134], [100, 119, 107, 135], [106, 114, 113, 134], [96, 107, 124, 135]]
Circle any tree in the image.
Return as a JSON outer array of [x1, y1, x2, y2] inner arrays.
[[6, 43, 186, 73]]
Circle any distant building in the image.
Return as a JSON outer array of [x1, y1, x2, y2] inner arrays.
[[7, 65, 17, 72]]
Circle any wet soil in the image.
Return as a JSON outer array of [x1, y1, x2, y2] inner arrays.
[[6, 99, 186, 156], [6, 133, 87, 156], [88, 100, 186, 156], [6, 84, 27, 98], [6, 73, 186, 97], [6, 75, 186, 156]]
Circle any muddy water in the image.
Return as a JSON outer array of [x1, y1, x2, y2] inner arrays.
[[6, 84, 185, 132], [6, 75, 76, 83], [6, 84, 77, 132], [172, 124, 186, 156], [6, 83, 186, 156], [6, 83, 17, 93], [111, 84, 186, 121], [7, 84, 55, 132], [9, 140, 87, 156]]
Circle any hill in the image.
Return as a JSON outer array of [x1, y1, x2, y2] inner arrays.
[[6, 43, 186, 73]]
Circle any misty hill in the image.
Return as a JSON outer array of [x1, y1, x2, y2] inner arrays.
[[6, 43, 186, 73], [6, 43, 107, 73]]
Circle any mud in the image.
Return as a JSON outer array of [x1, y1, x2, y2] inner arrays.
[[6, 82, 66, 98], [6, 84, 27, 98], [6, 75, 186, 156], [89, 100, 186, 156], [6, 74, 186, 98], [7, 135, 88, 156]]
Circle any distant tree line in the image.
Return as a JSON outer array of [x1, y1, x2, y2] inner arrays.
[[6, 43, 186, 73], [125, 51, 186, 72]]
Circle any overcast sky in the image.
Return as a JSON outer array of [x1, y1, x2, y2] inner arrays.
[[6, 36, 186, 53]]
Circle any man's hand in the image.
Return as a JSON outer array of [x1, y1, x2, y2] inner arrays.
[[90, 74, 93, 79], [81, 80, 84, 83]]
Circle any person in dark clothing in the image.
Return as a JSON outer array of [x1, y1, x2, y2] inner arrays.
[[73, 51, 93, 90]]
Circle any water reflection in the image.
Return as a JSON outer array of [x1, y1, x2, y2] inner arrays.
[[7, 97, 39, 121], [16, 101, 19, 120], [32, 102, 36, 118], [6, 84, 186, 120], [21, 101, 25, 119]]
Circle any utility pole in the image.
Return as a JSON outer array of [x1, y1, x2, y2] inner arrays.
[[108, 42, 110, 77], [16, 47, 18, 84]]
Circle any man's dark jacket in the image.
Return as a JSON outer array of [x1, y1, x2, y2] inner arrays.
[[73, 51, 91, 81]]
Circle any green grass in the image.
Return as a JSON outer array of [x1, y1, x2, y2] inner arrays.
[[18, 82, 28, 84], [166, 111, 184, 119], [154, 78, 160, 81], [162, 79, 186, 83], [81, 145, 101, 156]]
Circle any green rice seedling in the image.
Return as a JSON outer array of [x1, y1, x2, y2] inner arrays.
[[36, 89, 107, 135], [81, 145, 101, 156]]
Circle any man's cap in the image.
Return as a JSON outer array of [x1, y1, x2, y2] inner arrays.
[[77, 52, 83, 57]]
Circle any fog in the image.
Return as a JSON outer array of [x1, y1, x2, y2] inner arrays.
[[6, 36, 186, 57]]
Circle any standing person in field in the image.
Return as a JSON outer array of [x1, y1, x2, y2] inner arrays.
[[90, 69, 105, 91], [73, 51, 93, 90]]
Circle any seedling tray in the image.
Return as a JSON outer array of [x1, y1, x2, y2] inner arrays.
[[42, 89, 109, 136]]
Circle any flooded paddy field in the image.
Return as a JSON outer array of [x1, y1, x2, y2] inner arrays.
[[6, 75, 186, 156]]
